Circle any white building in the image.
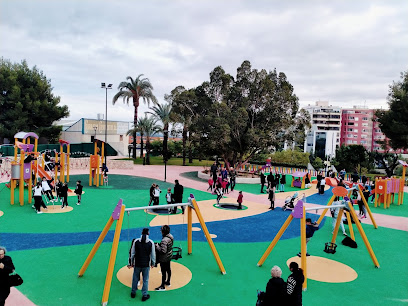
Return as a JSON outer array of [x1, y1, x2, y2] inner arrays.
[[303, 101, 341, 158], [57, 118, 132, 156]]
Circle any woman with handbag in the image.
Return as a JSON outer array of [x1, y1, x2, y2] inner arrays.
[[0, 246, 15, 306]]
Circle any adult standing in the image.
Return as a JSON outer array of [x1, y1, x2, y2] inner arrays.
[[263, 265, 286, 305], [286, 262, 304, 306], [127, 228, 156, 302], [210, 162, 218, 188], [267, 172, 274, 189], [33, 181, 46, 214], [173, 180, 184, 214], [0, 246, 15, 306], [319, 177, 326, 195], [274, 172, 281, 191], [260, 172, 266, 193], [280, 174, 286, 192], [154, 225, 174, 291], [229, 167, 237, 191]]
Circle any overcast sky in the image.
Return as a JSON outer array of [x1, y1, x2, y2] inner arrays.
[[1, 0, 407, 124]]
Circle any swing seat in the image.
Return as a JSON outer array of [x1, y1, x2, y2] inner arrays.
[[324, 242, 337, 254], [172, 247, 182, 260]]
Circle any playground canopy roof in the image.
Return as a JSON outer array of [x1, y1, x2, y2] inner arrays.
[[292, 171, 308, 178], [14, 132, 39, 140]]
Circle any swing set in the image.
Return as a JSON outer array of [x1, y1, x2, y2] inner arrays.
[[78, 194, 226, 306], [257, 186, 380, 291]]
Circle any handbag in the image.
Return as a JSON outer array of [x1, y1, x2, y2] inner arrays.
[[9, 273, 23, 287]]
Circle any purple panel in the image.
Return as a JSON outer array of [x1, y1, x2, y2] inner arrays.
[[111, 199, 123, 220], [190, 194, 195, 199], [23, 132, 39, 139], [23, 163, 31, 179], [387, 180, 392, 194], [291, 200, 304, 219]]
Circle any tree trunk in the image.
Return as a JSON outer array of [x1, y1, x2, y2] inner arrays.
[[140, 132, 144, 159], [182, 125, 187, 166], [132, 97, 139, 159], [146, 136, 150, 165], [188, 131, 193, 164], [163, 123, 169, 162]]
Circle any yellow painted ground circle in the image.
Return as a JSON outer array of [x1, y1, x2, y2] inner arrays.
[[192, 227, 201, 231], [286, 256, 358, 283], [209, 233, 217, 238], [117, 262, 192, 291], [0, 211, 3, 217], [42, 205, 73, 214]]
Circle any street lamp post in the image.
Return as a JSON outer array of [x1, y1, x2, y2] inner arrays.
[[101, 83, 112, 165], [164, 130, 168, 182]]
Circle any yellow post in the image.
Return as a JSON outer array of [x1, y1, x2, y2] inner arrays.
[[187, 205, 192, 255], [78, 216, 114, 276], [54, 153, 59, 180], [316, 195, 336, 225], [101, 143, 105, 184], [14, 138, 18, 160], [102, 204, 125, 306], [400, 167, 406, 205], [28, 161, 32, 204], [10, 177, 15, 205], [345, 211, 355, 241], [347, 201, 380, 268], [331, 208, 343, 244], [374, 178, 378, 207], [96, 154, 100, 187], [60, 152, 65, 183], [258, 214, 294, 266], [66, 144, 70, 182], [300, 206, 307, 290], [357, 185, 378, 229], [19, 150, 24, 206], [383, 179, 388, 209], [34, 139, 38, 155], [191, 198, 226, 274]]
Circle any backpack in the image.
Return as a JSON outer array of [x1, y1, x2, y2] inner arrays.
[[342, 236, 357, 248], [256, 290, 265, 306]]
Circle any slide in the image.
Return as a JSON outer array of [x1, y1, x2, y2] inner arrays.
[[325, 177, 339, 187], [34, 165, 73, 192]]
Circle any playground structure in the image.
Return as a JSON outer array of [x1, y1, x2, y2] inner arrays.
[[40, 139, 71, 183], [89, 139, 106, 187], [291, 171, 311, 189], [78, 194, 225, 306], [373, 176, 405, 209], [257, 185, 379, 290], [10, 132, 39, 205]]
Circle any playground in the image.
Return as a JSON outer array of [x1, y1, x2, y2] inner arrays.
[[1, 160, 408, 305]]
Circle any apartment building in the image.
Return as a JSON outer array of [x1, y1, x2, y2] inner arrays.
[[303, 101, 341, 158], [340, 107, 374, 151]]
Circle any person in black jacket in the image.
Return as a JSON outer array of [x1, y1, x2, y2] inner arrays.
[[286, 262, 304, 306], [316, 172, 323, 190], [173, 180, 184, 214], [75, 180, 83, 205], [210, 162, 218, 188], [263, 265, 286, 305], [267, 172, 274, 189], [148, 183, 156, 206], [128, 228, 156, 302], [61, 183, 69, 209], [260, 172, 266, 193], [0, 246, 15, 306], [155, 225, 174, 291], [280, 174, 286, 192], [275, 173, 281, 191]]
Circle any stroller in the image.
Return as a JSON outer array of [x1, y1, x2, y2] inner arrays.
[[282, 192, 299, 211]]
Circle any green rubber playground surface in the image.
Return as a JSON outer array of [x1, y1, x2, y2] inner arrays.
[[0, 174, 407, 306]]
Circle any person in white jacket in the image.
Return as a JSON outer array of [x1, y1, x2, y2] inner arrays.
[[153, 185, 161, 206], [33, 182, 47, 213]]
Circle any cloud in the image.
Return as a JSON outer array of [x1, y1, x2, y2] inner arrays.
[[1, 0, 407, 123]]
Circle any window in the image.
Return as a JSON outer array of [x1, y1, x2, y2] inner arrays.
[[363, 117, 368, 120], [347, 128, 353, 132], [355, 117, 359, 121], [361, 140, 367, 144], [347, 134, 353, 138], [347, 122, 354, 126], [349, 116, 355, 120], [347, 140, 353, 144], [354, 129, 358, 132], [361, 135, 367, 138], [353, 140, 357, 144], [353, 135, 358, 138]]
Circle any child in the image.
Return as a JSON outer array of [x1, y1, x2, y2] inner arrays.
[[215, 184, 223, 206], [41, 177, 54, 202], [319, 178, 326, 195], [268, 186, 275, 210], [61, 183, 69, 209], [207, 177, 214, 191], [55, 179, 63, 203], [221, 178, 228, 194], [153, 185, 161, 206], [298, 218, 319, 257], [75, 180, 83, 205], [166, 188, 173, 214], [330, 203, 347, 236], [33, 182, 47, 214], [237, 191, 243, 210]]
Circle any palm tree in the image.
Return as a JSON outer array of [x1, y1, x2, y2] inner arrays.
[[128, 116, 160, 165], [113, 75, 157, 159], [146, 103, 172, 162]]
